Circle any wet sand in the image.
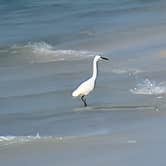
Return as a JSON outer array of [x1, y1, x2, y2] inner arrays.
[[1, 110, 166, 166]]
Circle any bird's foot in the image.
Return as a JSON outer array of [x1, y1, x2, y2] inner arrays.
[[84, 101, 87, 107]]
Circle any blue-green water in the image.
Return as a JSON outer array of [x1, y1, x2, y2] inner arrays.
[[0, 0, 165, 47], [0, 0, 166, 141], [1, 1, 166, 166]]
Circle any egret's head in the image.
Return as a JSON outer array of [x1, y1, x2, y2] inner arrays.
[[94, 55, 109, 62], [100, 56, 109, 61]]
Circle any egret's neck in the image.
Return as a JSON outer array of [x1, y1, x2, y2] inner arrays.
[[92, 58, 98, 80]]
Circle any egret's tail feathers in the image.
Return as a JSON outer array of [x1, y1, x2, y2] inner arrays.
[[72, 90, 78, 97]]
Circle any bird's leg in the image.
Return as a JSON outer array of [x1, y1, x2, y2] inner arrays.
[[84, 98, 87, 107], [81, 96, 87, 107]]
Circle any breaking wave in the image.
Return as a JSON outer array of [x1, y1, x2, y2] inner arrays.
[[21, 42, 97, 62], [130, 79, 166, 95], [1, 42, 100, 65]]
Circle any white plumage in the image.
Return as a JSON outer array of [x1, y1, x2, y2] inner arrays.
[[72, 77, 95, 97], [72, 55, 109, 106]]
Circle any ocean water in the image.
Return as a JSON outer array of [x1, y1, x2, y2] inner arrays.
[[1, 1, 166, 165]]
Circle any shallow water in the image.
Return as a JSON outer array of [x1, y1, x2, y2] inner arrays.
[[1, 0, 166, 165]]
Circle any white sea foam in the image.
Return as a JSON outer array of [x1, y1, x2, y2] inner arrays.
[[112, 68, 142, 75], [0, 130, 109, 146], [0, 133, 40, 144], [0, 133, 56, 146], [130, 79, 166, 95], [11, 42, 100, 64]]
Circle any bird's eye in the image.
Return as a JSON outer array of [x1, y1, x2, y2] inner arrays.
[[101, 56, 109, 60]]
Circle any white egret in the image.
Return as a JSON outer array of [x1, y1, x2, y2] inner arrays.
[[72, 55, 109, 106]]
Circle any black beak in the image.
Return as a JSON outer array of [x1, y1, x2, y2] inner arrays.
[[101, 56, 109, 61]]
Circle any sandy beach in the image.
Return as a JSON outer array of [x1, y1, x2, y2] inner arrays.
[[1, 108, 166, 166]]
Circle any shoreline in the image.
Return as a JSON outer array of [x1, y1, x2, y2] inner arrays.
[[0, 110, 166, 166]]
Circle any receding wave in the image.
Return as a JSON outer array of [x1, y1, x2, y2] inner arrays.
[[0, 134, 55, 146], [0, 42, 100, 66], [0, 130, 109, 146], [130, 79, 166, 95], [0, 133, 79, 147]]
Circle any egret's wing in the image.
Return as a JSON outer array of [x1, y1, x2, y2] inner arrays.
[[74, 78, 95, 96]]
